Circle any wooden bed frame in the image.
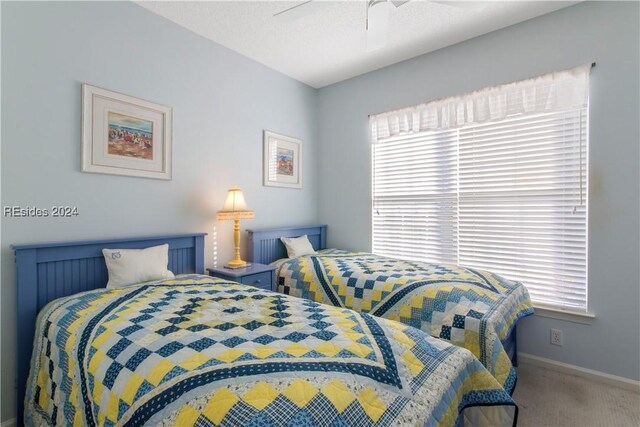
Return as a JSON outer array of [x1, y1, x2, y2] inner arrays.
[[246, 224, 327, 264], [246, 224, 518, 369], [12, 233, 206, 424]]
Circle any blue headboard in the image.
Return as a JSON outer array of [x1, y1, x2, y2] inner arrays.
[[247, 225, 327, 265], [12, 232, 206, 424]]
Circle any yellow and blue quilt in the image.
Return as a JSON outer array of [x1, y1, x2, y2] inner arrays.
[[26, 275, 517, 426], [275, 250, 534, 392]]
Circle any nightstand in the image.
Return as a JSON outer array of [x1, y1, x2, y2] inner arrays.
[[207, 263, 276, 292]]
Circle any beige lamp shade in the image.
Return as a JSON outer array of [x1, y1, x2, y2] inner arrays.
[[217, 186, 255, 220], [217, 186, 254, 269]]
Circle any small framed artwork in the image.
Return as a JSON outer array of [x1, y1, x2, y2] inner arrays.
[[81, 84, 172, 180], [263, 130, 303, 189]]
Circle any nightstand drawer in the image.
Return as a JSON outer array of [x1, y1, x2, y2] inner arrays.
[[240, 271, 272, 290]]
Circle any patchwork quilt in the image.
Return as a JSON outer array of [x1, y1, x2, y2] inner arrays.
[[26, 275, 517, 427], [275, 250, 534, 392]]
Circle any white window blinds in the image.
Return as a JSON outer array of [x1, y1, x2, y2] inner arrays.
[[371, 65, 589, 311], [372, 129, 459, 264]]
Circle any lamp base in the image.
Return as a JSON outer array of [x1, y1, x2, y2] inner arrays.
[[224, 259, 251, 269]]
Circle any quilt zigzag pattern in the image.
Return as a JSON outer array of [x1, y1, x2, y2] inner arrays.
[[26, 275, 515, 426], [276, 250, 534, 391]]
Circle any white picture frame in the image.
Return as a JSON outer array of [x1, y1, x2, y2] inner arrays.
[[263, 130, 303, 189], [81, 84, 172, 180]]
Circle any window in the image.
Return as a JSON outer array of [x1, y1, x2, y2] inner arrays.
[[371, 65, 589, 312]]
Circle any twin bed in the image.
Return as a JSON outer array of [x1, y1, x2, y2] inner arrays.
[[15, 229, 528, 426], [247, 225, 534, 394]]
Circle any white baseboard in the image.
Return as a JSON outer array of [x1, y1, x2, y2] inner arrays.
[[519, 352, 640, 393], [0, 418, 16, 427]]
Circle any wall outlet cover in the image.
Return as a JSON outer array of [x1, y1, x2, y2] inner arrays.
[[551, 328, 564, 346]]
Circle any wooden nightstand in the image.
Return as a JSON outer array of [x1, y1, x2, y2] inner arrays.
[[207, 263, 276, 292]]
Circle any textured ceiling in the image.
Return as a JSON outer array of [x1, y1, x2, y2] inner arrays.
[[137, 1, 578, 88]]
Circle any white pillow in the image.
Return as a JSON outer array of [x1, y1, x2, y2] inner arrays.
[[280, 235, 317, 258], [102, 244, 175, 289]]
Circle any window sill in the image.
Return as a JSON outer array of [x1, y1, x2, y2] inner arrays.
[[532, 304, 595, 325]]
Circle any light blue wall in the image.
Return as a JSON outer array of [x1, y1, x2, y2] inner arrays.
[[1, 1, 318, 421], [2, 0, 639, 423], [317, 1, 639, 381]]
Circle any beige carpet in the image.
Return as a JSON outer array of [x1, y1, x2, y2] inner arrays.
[[514, 363, 640, 427]]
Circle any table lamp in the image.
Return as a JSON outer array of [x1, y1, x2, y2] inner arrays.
[[217, 186, 255, 268]]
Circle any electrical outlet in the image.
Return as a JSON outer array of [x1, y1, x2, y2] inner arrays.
[[550, 328, 563, 346]]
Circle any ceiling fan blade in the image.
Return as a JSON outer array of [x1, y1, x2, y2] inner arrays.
[[367, 0, 394, 51], [273, 1, 332, 22], [430, 1, 487, 10]]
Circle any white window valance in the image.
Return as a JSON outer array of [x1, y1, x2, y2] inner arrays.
[[371, 64, 591, 139]]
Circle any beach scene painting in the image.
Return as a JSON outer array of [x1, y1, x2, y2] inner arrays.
[[82, 84, 172, 179], [277, 147, 294, 176], [263, 130, 302, 189], [107, 112, 154, 160]]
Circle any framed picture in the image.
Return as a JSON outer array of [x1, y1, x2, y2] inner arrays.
[[82, 84, 172, 180], [263, 130, 303, 189]]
